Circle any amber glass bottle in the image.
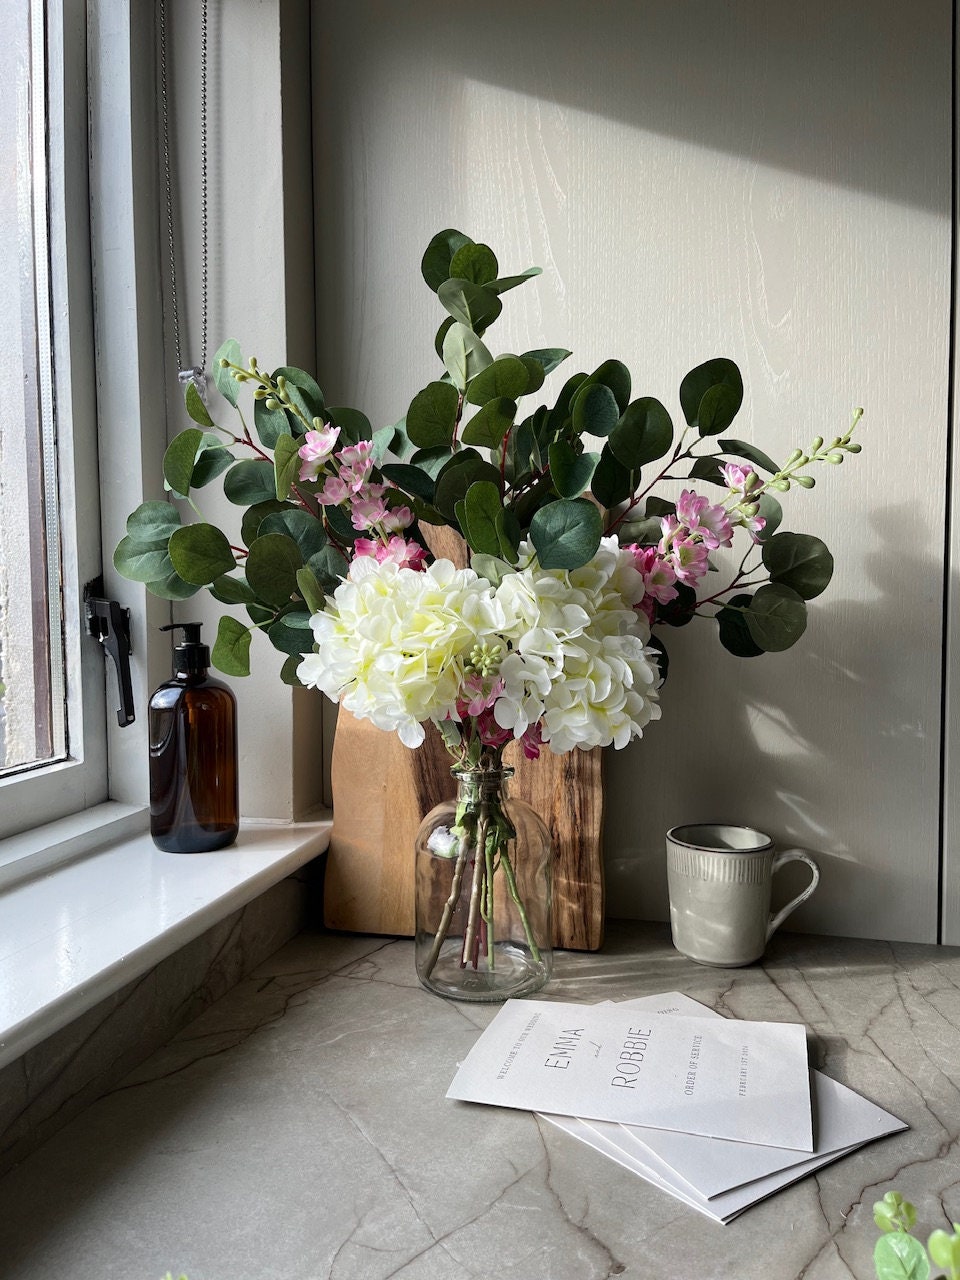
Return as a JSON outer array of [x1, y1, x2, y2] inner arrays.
[[149, 623, 238, 853]]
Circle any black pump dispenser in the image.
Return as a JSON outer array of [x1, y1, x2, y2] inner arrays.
[[160, 622, 210, 675], [149, 621, 239, 853]]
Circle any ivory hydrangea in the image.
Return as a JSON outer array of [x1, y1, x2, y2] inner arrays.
[[297, 538, 662, 758]]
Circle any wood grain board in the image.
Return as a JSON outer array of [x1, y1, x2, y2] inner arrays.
[[323, 526, 605, 950], [324, 712, 605, 950]]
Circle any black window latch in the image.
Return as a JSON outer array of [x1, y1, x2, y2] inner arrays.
[[84, 581, 136, 727]]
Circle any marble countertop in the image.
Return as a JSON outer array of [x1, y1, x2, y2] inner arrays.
[[1, 922, 959, 1280]]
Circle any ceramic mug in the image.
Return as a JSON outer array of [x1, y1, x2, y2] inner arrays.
[[666, 823, 820, 967]]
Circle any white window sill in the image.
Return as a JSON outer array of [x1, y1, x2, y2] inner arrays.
[[0, 806, 331, 1071]]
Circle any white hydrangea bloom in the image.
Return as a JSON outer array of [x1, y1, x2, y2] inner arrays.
[[491, 539, 660, 752], [297, 558, 497, 747]]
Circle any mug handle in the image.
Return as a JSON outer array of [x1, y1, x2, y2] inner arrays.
[[766, 849, 820, 941]]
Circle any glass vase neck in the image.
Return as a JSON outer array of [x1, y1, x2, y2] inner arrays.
[[452, 764, 513, 802]]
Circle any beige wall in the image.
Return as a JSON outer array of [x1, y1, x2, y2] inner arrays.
[[310, 0, 953, 943]]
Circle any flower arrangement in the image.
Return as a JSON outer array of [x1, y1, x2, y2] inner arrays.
[[116, 228, 861, 992]]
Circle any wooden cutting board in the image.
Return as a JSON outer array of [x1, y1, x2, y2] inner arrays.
[[324, 712, 605, 950], [322, 525, 605, 951]]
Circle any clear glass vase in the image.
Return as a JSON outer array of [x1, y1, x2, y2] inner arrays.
[[415, 766, 553, 1002]]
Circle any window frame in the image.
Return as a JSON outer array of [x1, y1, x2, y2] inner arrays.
[[0, 0, 110, 840]]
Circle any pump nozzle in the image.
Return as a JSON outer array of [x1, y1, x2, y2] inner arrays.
[[161, 622, 211, 675]]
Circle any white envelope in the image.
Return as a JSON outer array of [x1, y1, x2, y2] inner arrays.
[[447, 997, 814, 1150]]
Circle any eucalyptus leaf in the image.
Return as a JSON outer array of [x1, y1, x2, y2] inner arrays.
[[658, 582, 698, 627], [434, 450, 502, 523], [125, 501, 181, 545], [717, 592, 764, 658], [529, 498, 603, 570], [591, 444, 634, 509], [762, 532, 834, 600], [679, 357, 743, 432], [210, 573, 257, 606], [486, 266, 542, 295], [267, 612, 314, 656], [608, 398, 674, 470], [211, 615, 252, 677], [449, 241, 498, 285], [434, 316, 455, 360], [697, 382, 741, 436], [688, 456, 726, 486], [583, 359, 632, 413], [213, 339, 243, 407], [743, 583, 808, 651], [273, 433, 301, 500], [241, 499, 289, 547], [113, 537, 175, 584], [254, 396, 290, 449], [224, 459, 278, 506], [259, 508, 327, 561], [191, 445, 234, 489], [245, 532, 302, 607], [144, 570, 201, 601], [406, 380, 459, 449], [442, 322, 493, 391], [280, 654, 306, 686], [465, 356, 530, 406], [469, 553, 514, 586], [461, 481, 504, 556], [307, 544, 349, 592], [718, 437, 779, 474], [380, 462, 437, 501], [522, 347, 572, 377], [184, 381, 215, 428], [163, 428, 203, 497], [168, 523, 236, 586], [518, 357, 545, 396], [460, 397, 516, 449], [437, 277, 502, 333], [421, 228, 473, 291], [572, 382, 620, 438], [548, 441, 599, 498], [495, 507, 521, 562], [327, 405, 373, 446], [295, 565, 325, 615], [273, 366, 324, 424], [409, 447, 453, 479], [755, 493, 782, 541]]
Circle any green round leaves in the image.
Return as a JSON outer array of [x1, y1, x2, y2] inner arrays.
[[169, 523, 236, 585], [529, 498, 603, 570], [679, 358, 744, 436], [762, 532, 834, 599]]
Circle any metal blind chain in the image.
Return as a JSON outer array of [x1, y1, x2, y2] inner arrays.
[[158, 0, 209, 401]]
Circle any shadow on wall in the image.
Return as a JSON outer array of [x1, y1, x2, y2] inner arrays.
[[604, 502, 943, 944], [315, 0, 950, 215]]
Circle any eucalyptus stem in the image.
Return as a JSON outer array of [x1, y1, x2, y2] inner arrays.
[[462, 810, 489, 969], [421, 830, 472, 980], [498, 847, 543, 964]]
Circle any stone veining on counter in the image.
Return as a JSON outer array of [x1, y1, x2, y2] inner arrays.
[[0, 924, 959, 1279]]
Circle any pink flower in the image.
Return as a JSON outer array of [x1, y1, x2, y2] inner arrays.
[[319, 475, 350, 506], [381, 503, 414, 533], [741, 512, 767, 543], [352, 535, 428, 572], [722, 462, 756, 495], [349, 484, 389, 530], [475, 708, 512, 751], [675, 489, 734, 550], [336, 441, 375, 493], [519, 721, 543, 760], [663, 535, 710, 587], [627, 545, 678, 606], [457, 673, 506, 718], [297, 425, 341, 481]]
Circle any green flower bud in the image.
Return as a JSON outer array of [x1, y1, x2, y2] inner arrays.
[[233, 370, 248, 382], [253, 387, 267, 400], [744, 470, 760, 491], [827, 452, 844, 464], [740, 502, 759, 518], [772, 478, 791, 492], [811, 436, 824, 453], [276, 375, 287, 391], [846, 442, 862, 453], [785, 449, 803, 466], [218, 357, 229, 368], [266, 397, 280, 412], [312, 416, 323, 430], [795, 475, 816, 489], [248, 356, 258, 371]]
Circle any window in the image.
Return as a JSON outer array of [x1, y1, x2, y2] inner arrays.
[[0, 0, 108, 840]]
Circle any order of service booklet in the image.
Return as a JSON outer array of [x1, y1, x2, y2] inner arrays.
[[446, 998, 815, 1150], [538, 993, 907, 1223]]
